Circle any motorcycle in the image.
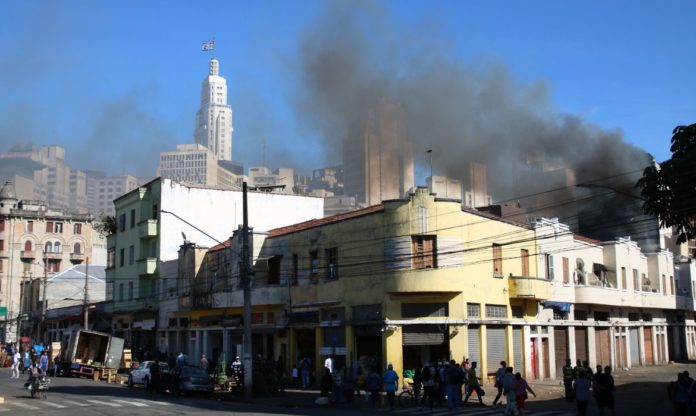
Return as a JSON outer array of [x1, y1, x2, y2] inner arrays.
[[29, 375, 50, 399]]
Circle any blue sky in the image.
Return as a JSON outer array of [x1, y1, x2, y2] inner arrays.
[[0, 0, 694, 177]]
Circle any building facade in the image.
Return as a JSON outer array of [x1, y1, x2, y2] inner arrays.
[[105, 178, 323, 353], [0, 182, 104, 343], [158, 144, 240, 188], [194, 58, 233, 161]]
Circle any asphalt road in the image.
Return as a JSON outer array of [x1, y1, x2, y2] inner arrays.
[[0, 364, 688, 415]]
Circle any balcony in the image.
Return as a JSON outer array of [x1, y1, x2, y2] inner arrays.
[[508, 276, 551, 300], [575, 284, 676, 309], [19, 250, 35, 259], [43, 251, 62, 260], [137, 258, 158, 276], [70, 253, 85, 263], [138, 219, 158, 239]]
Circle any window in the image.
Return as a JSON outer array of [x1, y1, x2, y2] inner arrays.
[[574, 310, 588, 320], [54, 222, 63, 233], [107, 249, 115, 268], [152, 204, 158, 220], [401, 303, 448, 318], [25, 221, 33, 232], [119, 248, 125, 267], [545, 254, 554, 280], [521, 249, 529, 276], [670, 276, 675, 295], [73, 223, 82, 234], [621, 267, 627, 290], [0, 220, 3, 232], [628, 313, 640, 322], [412, 235, 436, 269], [24, 241, 32, 251], [492, 244, 503, 275], [291, 254, 298, 286], [553, 310, 568, 320], [0, 240, 3, 252], [633, 269, 639, 292], [44, 242, 52, 253], [511, 306, 524, 318], [47, 260, 60, 273], [130, 209, 136, 228], [593, 311, 610, 321], [128, 245, 134, 265], [118, 283, 124, 302], [46, 222, 54, 233], [73, 243, 81, 254], [118, 214, 126, 232], [562, 257, 570, 284], [128, 281, 134, 301], [268, 256, 281, 285], [54, 242, 61, 253], [485, 304, 508, 318], [309, 250, 319, 283], [325, 247, 338, 279], [467, 303, 481, 318], [662, 274, 667, 294]]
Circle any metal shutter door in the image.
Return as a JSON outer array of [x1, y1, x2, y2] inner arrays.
[[575, 327, 588, 362], [402, 325, 446, 346], [468, 325, 481, 366], [554, 328, 568, 376], [486, 326, 507, 374], [513, 327, 523, 372], [629, 328, 640, 366]]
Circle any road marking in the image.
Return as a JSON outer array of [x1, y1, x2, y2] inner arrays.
[[61, 400, 90, 407], [42, 402, 68, 408], [6, 401, 40, 410], [135, 399, 172, 406], [86, 399, 122, 407], [111, 399, 148, 407]]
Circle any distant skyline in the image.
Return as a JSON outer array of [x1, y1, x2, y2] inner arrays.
[[1, 0, 694, 179]]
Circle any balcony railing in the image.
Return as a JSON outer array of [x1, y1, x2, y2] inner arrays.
[[138, 219, 158, 239], [508, 275, 551, 300], [137, 258, 158, 276], [43, 251, 62, 260], [70, 253, 85, 262], [20, 250, 35, 259]]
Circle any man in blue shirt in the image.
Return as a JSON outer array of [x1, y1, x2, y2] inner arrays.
[[383, 363, 399, 410]]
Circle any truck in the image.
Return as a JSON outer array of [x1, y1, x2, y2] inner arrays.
[[63, 329, 125, 378]]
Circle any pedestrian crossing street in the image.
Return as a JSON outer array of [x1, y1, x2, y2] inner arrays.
[[0, 397, 172, 412], [375, 406, 571, 416]]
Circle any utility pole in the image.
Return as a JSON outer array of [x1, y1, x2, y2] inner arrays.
[[241, 182, 253, 397], [39, 255, 48, 343], [83, 257, 90, 330]]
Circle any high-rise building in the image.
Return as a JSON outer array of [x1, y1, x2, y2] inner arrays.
[[194, 58, 233, 161], [86, 172, 140, 216], [158, 144, 240, 188], [343, 101, 414, 206]]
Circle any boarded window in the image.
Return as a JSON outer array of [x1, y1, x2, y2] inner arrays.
[[467, 303, 481, 317], [621, 267, 627, 289], [24, 240, 32, 251], [412, 235, 436, 269], [521, 249, 529, 276], [325, 247, 338, 279], [401, 303, 448, 318], [562, 257, 570, 284], [46, 221, 54, 233], [485, 304, 508, 318], [493, 244, 503, 275]]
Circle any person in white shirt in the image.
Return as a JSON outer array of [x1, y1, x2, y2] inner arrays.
[[324, 356, 333, 373], [12, 350, 21, 379]]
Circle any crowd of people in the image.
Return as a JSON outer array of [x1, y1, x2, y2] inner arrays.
[[668, 370, 696, 416]]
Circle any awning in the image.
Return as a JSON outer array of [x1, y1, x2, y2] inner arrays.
[[540, 301, 572, 313]]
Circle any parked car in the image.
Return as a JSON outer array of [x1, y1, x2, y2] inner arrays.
[[164, 365, 214, 396], [128, 361, 168, 389]]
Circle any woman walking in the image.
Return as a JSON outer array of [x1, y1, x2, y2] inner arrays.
[[513, 372, 536, 416]]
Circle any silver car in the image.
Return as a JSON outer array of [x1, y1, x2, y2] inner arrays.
[[171, 366, 213, 396]]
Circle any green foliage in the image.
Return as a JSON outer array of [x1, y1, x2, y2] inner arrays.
[[637, 123, 696, 244], [94, 215, 117, 237]]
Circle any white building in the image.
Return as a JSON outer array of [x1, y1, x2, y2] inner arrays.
[[158, 144, 240, 188], [194, 58, 233, 161]]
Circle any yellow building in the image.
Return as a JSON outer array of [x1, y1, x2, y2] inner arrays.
[[262, 187, 549, 380]]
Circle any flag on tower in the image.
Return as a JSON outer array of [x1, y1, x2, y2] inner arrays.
[[202, 40, 215, 51]]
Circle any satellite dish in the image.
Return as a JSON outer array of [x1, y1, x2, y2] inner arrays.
[[181, 232, 187, 242]]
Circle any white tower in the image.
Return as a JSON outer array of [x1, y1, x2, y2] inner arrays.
[[194, 58, 233, 161]]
